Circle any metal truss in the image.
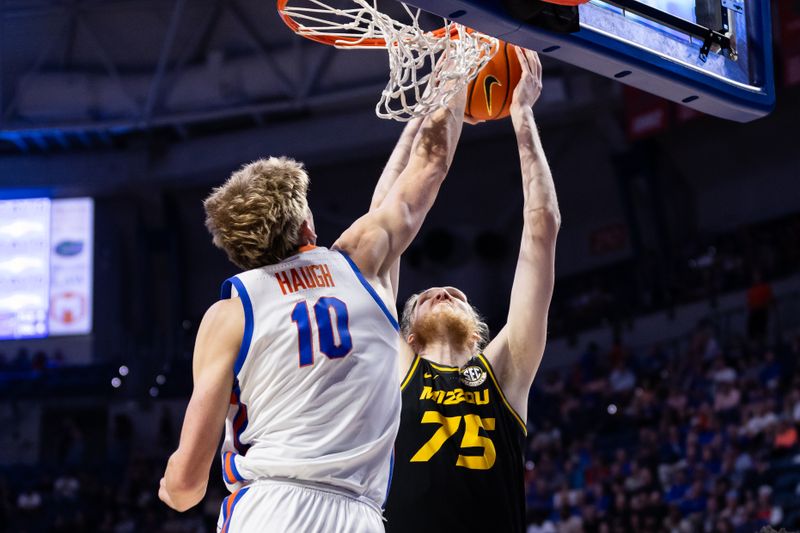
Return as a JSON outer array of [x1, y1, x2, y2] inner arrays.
[[0, 0, 387, 152], [0, 0, 612, 154]]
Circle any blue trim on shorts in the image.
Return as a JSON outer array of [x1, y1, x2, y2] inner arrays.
[[337, 250, 399, 332], [229, 455, 244, 482], [221, 487, 250, 533], [222, 451, 246, 484], [222, 453, 231, 485], [232, 487, 249, 507], [220, 276, 254, 376]]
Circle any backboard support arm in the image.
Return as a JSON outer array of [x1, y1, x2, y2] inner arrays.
[[599, 0, 734, 61]]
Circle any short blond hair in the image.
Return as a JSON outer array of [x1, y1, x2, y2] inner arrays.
[[204, 157, 309, 270]]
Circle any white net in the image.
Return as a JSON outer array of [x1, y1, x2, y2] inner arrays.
[[279, 0, 499, 121]]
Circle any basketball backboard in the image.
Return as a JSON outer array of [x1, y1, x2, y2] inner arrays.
[[404, 0, 775, 121]]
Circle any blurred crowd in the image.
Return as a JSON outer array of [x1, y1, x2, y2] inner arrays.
[[0, 458, 219, 533], [0, 348, 65, 374], [549, 213, 800, 338], [524, 325, 800, 533], [2, 322, 798, 532], [1, 211, 798, 531]]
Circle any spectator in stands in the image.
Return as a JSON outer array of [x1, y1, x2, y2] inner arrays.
[[16, 483, 43, 529], [759, 350, 782, 390], [743, 403, 779, 438], [608, 361, 636, 393], [691, 319, 722, 361], [680, 480, 708, 515], [30, 351, 47, 372], [746, 270, 774, 342], [11, 348, 31, 371], [756, 485, 783, 526], [53, 472, 79, 502], [56, 419, 85, 467], [709, 355, 737, 384], [789, 390, 800, 423], [714, 381, 741, 422], [772, 418, 798, 453], [49, 349, 65, 369]]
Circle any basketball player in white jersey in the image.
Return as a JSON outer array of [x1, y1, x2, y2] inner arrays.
[[157, 86, 468, 532]]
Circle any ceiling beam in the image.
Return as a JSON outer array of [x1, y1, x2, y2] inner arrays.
[[0, 103, 519, 193], [3, 15, 70, 121], [158, 0, 226, 109], [77, 16, 141, 117], [60, 0, 80, 68], [142, 0, 188, 126], [227, 0, 296, 98]]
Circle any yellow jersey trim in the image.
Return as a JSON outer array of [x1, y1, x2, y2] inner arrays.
[[476, 353, 527, 435], [400, 355, 421, 392], [427, 360, 461, 372]]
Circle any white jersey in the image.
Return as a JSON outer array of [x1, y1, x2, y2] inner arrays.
[[218, 245, 400, 512]]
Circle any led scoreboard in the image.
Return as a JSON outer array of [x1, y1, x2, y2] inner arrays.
[[0, 198, 94, 340]]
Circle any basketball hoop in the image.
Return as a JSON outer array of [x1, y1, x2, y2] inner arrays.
[[277, 0, 499, 121]]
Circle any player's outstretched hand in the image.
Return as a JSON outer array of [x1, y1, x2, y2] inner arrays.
[[510, 48, 543, 113]]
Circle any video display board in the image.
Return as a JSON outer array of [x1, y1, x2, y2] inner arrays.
[[0, 198, 93, 340]]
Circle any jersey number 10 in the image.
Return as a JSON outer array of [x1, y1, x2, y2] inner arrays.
[[291, 297, 353, 366]]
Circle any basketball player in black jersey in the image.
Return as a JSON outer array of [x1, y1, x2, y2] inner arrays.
[[376, 48, 559, 532]]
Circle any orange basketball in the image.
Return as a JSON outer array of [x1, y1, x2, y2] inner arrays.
[[465, 41, 523, 122]]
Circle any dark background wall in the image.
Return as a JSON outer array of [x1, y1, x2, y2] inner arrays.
[[69, 87, 798, 368]]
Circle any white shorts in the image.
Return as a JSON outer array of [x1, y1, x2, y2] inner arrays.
[[216, 479, 385, 533]]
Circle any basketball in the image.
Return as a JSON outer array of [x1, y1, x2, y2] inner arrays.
[[465, 41, 523, 122]]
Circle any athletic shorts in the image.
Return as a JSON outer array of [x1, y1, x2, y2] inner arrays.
[[216, 479, 385, 533]]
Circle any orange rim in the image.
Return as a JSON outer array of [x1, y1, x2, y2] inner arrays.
[[277, 0, 454, 48]]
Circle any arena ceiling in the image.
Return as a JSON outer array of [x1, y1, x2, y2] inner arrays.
[[0, 0, 614, 155]]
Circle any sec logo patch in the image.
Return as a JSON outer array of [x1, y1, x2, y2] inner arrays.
[[461, 365, 487, 387]]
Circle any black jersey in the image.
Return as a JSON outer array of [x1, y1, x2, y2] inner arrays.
[[385, 354, 527, 533]]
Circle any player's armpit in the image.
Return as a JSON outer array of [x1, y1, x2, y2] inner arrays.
[[161, 298, 242, 512], [334, 159, 448, 282], [334, 90, 466, 282]]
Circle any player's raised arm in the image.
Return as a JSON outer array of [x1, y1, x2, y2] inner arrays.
[[370, 117, 425, 212], [484, 49, 560, 420], [159, 299, 242, 512], [333, 86, 466, 284], [368, 117, 425, 300]]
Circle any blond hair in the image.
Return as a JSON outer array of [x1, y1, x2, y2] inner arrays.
[[204, 157, 309, 270], [400, 292, 490, 353]]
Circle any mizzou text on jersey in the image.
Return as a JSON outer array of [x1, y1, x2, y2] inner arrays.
[[384, 354, 526, 533]]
